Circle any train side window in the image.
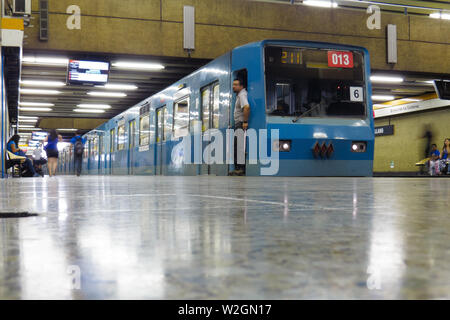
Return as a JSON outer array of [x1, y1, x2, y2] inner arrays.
[[173, 97, 190, 138], [212, 83, 220, 129], [201, 82, 220, 131], [110, 129, 115, 152], [163, 107, 170, 141], [85, 140, 90, 158], [92, 137, 98, 158], [201, 87, 210, 132], [117, 124, 126, 151], [139, 113, 150, 146]]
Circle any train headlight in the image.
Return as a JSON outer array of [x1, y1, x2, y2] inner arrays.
[[351, 141, 367, 152], [273, 140, 291, 152]]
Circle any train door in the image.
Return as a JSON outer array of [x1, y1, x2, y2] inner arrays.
[[109, 128, 115, 175], [201, 82, 220, 175], [128, 119, 136, 175], [155, 106, 167, 175]]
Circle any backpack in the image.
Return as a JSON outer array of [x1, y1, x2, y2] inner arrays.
[[74, 138, 84, 156]]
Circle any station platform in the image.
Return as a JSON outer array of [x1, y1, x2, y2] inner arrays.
[[1, 176, 449, 299]]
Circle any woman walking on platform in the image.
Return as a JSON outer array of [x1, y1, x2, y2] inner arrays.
[[44, 129, 63, 177]]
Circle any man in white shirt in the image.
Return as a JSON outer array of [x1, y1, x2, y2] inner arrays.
[[32, 144, 46, 177], [229, 78, 250, 176]]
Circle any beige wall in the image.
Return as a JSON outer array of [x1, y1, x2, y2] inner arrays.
[[374, 106, 450, 173], [24, 0, 450, 73]]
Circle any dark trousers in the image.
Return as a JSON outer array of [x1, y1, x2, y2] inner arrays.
[[23, 158, 36, 176], [234, 122, 245, 172], [74, 155, 83, 176]]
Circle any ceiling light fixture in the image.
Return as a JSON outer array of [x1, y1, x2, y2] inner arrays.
[[20, 80, 66, 87], [303, 0, 338, 8], [19, 127, 43, 131], [19, 107, 53, 112], [18, 119, 38, 123], [370, 75, 404, 83], [401, 98, 421, 102], [18, 115, 39, 119], [20, 89, 61, 95], [96, 84, 138, 91], [22, 56, 69, 66], [19, 102, 55, 107], [430, 12, 450, 20], [87, 91, 127, 98], [57, 128, 78, 132], [372, 95, 395, 101], [73, 109, 106, 113], [112, 61, 165, 70], [77, 104, 111, 109]]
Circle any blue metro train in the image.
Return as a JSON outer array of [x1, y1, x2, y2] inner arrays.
[[58, 40, 374, 177]]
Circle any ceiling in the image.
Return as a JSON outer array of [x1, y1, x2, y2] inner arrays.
[[16, 50, 446, 127], [17, 49, 210, 129]]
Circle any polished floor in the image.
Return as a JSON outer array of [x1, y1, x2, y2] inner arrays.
[[0, 175, 449, 299]]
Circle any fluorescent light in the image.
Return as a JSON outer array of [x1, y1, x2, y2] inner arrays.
[[401, 98, 421, 102], [87, 91, 127, 98], [96, 84, 138, 91], [22, 56, 69, 66], [77, 104, 111, 109], [112, 61, 165, 70], [57, 128, 78, 132], [20, 128, 42, 131], [370, 75, 404, 83], [19, 119, 38, 123], [20, 80, 66, 87], [303, 0, 338, 8], [18, 125, 37, 128], [73, 109, 106, 113], [20, 89, 61, 95], [19, 102, 55, 107], [18, 115, 39, 119], [372, 95, 395, 101], [19, 107, 53, 112], [430, 12, 450, 20]]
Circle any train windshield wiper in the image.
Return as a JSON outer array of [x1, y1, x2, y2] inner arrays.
[[292, 103, 324, 123]]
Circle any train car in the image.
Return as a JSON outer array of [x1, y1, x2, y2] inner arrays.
[[61, 40, 374, 177]]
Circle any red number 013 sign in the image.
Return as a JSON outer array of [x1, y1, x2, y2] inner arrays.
[[327, 51, 354, 68]]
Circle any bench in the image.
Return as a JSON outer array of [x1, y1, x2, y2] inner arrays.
[[415, 157, 430, 167], [5, 151, 26, 177]]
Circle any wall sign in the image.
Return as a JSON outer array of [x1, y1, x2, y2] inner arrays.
[[375, 125, 394, 136]]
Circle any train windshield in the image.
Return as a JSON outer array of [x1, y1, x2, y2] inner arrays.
[[265, 46, 366, 118]]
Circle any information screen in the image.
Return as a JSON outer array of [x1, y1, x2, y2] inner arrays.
[[67, 60, 110, 85]]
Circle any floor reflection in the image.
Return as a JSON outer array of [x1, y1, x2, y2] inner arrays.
[[0, 176, 449, 299]]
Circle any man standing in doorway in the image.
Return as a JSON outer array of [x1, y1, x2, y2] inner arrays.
[[229, 78, 250, 176], [70, 131, 86, 177]]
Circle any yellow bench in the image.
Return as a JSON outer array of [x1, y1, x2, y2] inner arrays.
[[415, 158, 430, 166], [6, 151, 26, 177]]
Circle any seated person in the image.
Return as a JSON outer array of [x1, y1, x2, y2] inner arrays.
[[429, 144, 441, 176], [271, 102, 289, 116], [7, 135, 40, 177], [439, 138, 449, 174], [33, 143, 47, 176]]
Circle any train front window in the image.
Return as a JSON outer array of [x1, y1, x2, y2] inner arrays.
[[265, 46, 366, 118]]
